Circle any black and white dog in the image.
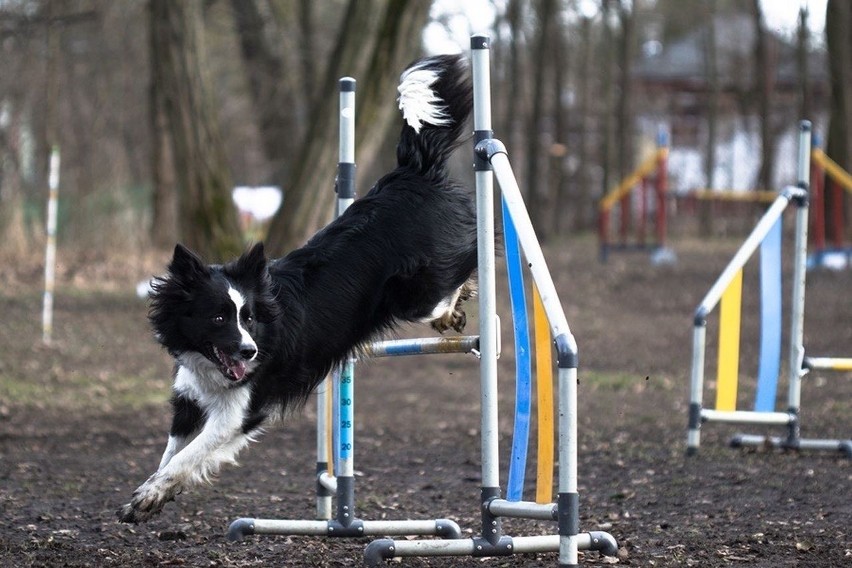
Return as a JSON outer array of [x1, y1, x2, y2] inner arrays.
[[117, 54, 478, 523]]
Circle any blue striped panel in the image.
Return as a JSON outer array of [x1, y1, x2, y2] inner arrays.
[[503, 199, 532, 502], [755, 217, 783, 412]]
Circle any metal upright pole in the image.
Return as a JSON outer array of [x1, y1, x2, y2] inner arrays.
[[787, 120, 811, 443], [317, 77, 357, 519], [471, 34, 506, 548], [335, 78, 357, 527]]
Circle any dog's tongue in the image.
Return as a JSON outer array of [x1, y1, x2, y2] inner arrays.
[[216, 349, 248, 381], [229, 360, 247, 381]]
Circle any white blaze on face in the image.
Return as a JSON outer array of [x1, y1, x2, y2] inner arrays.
[[227, 286, 258, 360], [397, 62, 450, 134]]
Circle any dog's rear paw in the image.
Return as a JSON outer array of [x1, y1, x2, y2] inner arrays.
[[430, 309, 466, 334]]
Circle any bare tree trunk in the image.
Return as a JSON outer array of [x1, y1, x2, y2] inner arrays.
[[352, 0, 433, 172], [574, 15, 592, 231], [230, 0, 304, 182], [599, 0, 616, 201], [149, 0, 242, 261], [506, 0, 526, 175], [615, 0, 634, 182], [825, 0, 852, 240], [525, 0, 556, 238], [550, 8, 570, 236], [0, 105, 28, 256], [797, 6, 811, 121], [264, 0, 431, 254], [701, 0, 718, 236], [298, 0, 316, 103], [149, 69, 178, 248], [751, 0, 775, 191]]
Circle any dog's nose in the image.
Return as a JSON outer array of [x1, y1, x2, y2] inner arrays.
[[240, 345, 257, 360]]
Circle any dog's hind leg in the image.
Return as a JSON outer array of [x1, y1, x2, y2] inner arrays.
[[429, 278, 477, 334]]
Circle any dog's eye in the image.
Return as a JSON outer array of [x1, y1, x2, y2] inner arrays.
[[245, 315, 254, 325], [213, 315, 225, 324]]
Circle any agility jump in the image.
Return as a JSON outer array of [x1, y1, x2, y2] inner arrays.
[[598, 130, 669, 261], [809, 133, 852, 268], [686, 121, 852, 458], [227, 38, 616, 567]]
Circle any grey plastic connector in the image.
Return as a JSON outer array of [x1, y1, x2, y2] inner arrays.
[[554, 333, 578, 369], [434, 519, 463, 539], [474, 130, 494, 171], [474, 138, 507, 165], [587, 531, 619, 557], [693, 306, 708, 327], [226, 518, 255, 542], [471, 34, 489, 50], [364, 538, 395, 567]]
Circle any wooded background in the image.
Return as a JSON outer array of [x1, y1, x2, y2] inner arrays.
[[0, 0, 848, 261]]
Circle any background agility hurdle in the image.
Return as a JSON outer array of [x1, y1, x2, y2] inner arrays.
[[598, 130, 669, 262], [229, 42, 617, 567], [809, 132, 852, 269], [687, 121, 852, 458]]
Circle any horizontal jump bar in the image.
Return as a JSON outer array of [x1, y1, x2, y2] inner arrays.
[[732, 434, 852, 455], [364, 336, 480, 358], [488, 498, 557, 521], [804, 357, 852, 371], [232, 517, 459, 538], [365, 531, 618, 559], [701, 409, 793, 425]]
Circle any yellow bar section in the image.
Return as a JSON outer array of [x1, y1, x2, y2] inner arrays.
[[599, 148, 666, 211], [532, 284, 554, 504], [808, 357, 852, 371], [812, 148, 852, 193], [715, 269, 743, 411], [690, 190, 776, 203]]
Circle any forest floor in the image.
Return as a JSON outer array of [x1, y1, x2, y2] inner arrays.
[[1, 231, 851, 567]]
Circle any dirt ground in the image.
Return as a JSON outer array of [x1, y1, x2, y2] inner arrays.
[[1, 231, 850, 567]]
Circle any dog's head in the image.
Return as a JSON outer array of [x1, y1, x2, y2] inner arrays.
[[149, 243, 277, 386]]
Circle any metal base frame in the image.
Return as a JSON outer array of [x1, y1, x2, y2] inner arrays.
[[730, 434, 852, 458]]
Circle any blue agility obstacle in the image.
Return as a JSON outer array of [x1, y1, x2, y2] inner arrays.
[[754, 217, 782, 413], [366, 35, 617, 567], [687, 121, 852, 458], [503, 200, 532, 503]]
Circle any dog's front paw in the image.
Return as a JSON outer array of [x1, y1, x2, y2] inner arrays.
[[116, 475, 179, 523]]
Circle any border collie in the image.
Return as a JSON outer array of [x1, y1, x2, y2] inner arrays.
[[118, 54, 477, 523]]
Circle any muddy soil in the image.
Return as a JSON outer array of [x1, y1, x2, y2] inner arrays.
[[1, 234, 850, 567]]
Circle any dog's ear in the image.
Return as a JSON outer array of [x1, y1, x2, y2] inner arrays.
[[168, 243, 209, 283], [234, 242, 267, 281]]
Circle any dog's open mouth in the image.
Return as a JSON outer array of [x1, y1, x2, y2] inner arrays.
[[212, 347, 248, 382]]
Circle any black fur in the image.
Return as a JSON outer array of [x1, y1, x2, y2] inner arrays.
[[118, 54, 477, 523]]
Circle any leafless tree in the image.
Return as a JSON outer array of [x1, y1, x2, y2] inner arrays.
[[232, 0, 431, 253], [750, 0, 775, 191], [149, 0, 243, 261], [824, 0, 851, 239]]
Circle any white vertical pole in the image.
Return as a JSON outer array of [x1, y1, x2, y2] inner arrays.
[[42, 146, 60, 345], [316, 78, 357, 520], [471, 35, 500, 493], [788, 121, 811, 416]]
